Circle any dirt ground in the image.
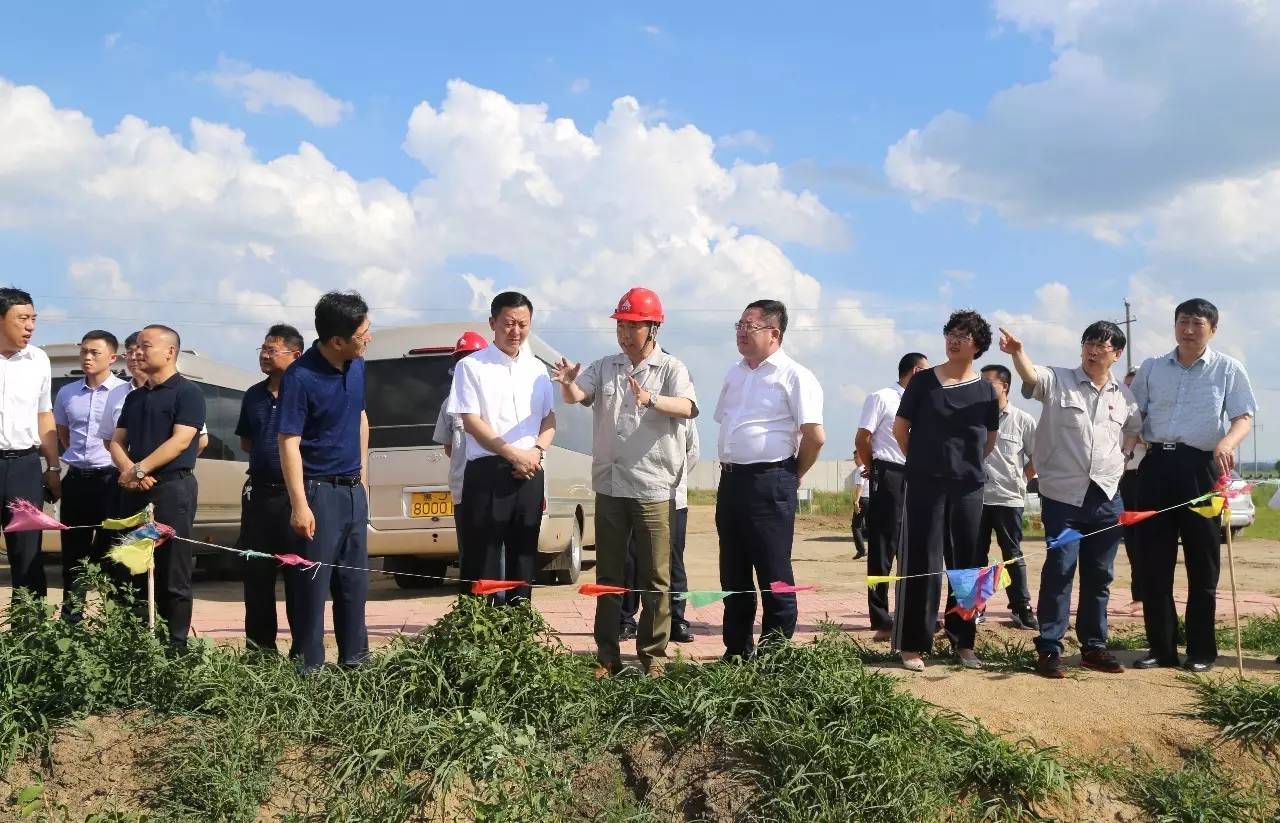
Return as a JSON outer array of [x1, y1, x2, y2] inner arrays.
[[4, 505, 1280, 817]]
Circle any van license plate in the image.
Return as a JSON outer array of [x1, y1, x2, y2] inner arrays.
[[410, 492, 453, 518]]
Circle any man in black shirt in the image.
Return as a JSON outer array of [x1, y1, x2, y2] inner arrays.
[[108, 324, 206, 649], [235, 324, 303, 652]]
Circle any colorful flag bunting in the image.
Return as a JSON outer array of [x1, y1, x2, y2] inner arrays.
[[3, 499, 67, 533], [472, 579, 523, 595], [769, 581, 815, 594], [276, 553, 319, 569], [681, 590, 732, 608], [1191, 497, 1225, 518], [1047, 528, 1083, 549], [946, 563, 1004, 620], [866, 575, 902, 587], [1117, 510, 1158, 526], [129, 521, 175, 545], [578, 583, 629, 597], [102, 509, 150, 530], [107, 539, 156, 574], [1188, 491, 1217, 506]]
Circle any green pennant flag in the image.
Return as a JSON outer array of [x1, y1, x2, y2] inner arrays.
[[682, 590, 733, 609], [1188, 491, 1218, 506]]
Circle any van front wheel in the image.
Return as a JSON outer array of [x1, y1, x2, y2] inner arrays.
[[553, 520, 584, 585]]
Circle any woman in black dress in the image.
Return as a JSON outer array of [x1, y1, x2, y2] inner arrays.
[[891, 310, 1000, 671]]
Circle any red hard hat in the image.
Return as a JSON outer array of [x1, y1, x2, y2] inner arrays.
[[610, 287, 664, 323], [453, 330, 488, 356]]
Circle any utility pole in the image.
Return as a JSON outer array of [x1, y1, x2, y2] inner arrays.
[[1123, 299, 1135, 373]]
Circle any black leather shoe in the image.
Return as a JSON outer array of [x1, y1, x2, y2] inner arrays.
[[671, 623, 694, 643], [1133, 656, 1179, 670], [619, 625, 638, 642], [1183, 660, 1214, 673]]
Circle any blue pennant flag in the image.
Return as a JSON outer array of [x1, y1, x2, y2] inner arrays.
[[1047, 528, 1084, 549]]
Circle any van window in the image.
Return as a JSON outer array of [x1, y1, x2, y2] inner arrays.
[[366, 356, 453, 448], [195, 382, 248, 461]]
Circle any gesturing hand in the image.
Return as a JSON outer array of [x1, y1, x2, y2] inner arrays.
[[551, 358, 581, 386], [626, 375, 652, 408], [998, 327, 1023, 355]]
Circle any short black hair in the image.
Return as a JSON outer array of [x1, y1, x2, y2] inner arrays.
[[0, 287, 34, 318], [943, 309, 993, 357], [124, 330, 141, 349], [315, 291, 369, 342], [897, 352, 927, 378], [265, 323, 304, 352], [490, 291, 533, 318], [1175, 297, 1218, 330], [746, 299, 788, 336], [143, 324, 181, 351], [81, 330, 119, 352], [980, 363, 1012, 390], [1081, 320, 1126, 352]]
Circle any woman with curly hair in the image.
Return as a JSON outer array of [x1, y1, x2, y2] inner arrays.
[[891, 310, 1000, 671]]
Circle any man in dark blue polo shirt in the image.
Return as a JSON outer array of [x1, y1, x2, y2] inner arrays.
[[107, 324, 206, 649], [278, 292, 371, 673], [235, 323, 303, 652]]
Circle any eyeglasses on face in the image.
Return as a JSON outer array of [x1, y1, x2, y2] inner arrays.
[[733, 322, 777, 334], [1082, 341, 1116, 353], [257, 347, 299, 356], [943, 331, 974, 343]]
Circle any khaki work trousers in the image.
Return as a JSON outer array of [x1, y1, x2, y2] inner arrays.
[[593, 493, 672, 669]]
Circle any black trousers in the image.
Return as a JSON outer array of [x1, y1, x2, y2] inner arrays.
[[867, 460, 907, 630], [1, 452, 46, 599], [285, 478, 369, 671], [716, 460, 799, 657], [458, 456, 543, 605], [1119, 469, 1144, 602], [893, 475, 985, 653], [239, 480, 293, 651], [622, 506, 689, 630], [59, 468, 119, 620], [119, 473, 199, 648], [1137, 445, 1220, 664], [978, 504, 1032, 611]]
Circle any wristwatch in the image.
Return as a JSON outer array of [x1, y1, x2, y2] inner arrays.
[[132, 463, 147, 480], [644, 393, 659, 409], [534, 445, 547, 462]]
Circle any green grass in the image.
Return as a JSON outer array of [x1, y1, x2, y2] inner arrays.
[[3, 573, 1079, 822], [1105, 746, 1273, 823], [1239, 485, 1280, 541], [1182, 676, 1280, 758]]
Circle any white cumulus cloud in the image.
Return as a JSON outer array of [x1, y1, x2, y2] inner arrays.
[[209, 58, 353, 126]]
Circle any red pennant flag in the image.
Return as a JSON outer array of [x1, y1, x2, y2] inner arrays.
[[769, 581, 816, 594], [1117, 510, 1158, 526], [471, 579, 523, 595], [578, 583, 629, 597], [276, 553, 318, 569]]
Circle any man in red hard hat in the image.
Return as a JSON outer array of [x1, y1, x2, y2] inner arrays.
[[554, 287, 698, 678], [434, 330, 489, 591]]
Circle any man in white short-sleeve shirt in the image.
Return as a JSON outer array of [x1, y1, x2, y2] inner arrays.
[[0, 287, 61, 600], [714, 299, 825, 659], [447, 291, 556, 605], [854, 352, 928, 639]]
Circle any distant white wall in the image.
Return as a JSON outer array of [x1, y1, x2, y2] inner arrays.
[[689, 459, 861, 493]]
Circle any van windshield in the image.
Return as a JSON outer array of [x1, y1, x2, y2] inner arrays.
[[365, 355, 453, 448]]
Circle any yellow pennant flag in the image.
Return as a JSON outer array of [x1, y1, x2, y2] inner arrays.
[[102, 509, 149, 530], [997, 567, 1011, 590], [866, 575, 902, 587], [107, 539, 156, 574], [1190, 497, 1225, 518]]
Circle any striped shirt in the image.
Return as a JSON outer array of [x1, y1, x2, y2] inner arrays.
[[1132, 348, 1257, 452]]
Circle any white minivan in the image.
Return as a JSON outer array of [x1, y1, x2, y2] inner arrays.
[[362, 323, 595, 588]]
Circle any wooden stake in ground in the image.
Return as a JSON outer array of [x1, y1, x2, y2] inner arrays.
[[1223, 501, 1244, 678]]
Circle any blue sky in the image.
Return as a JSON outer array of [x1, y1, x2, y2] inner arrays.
[[2, 1, 1276, 460]]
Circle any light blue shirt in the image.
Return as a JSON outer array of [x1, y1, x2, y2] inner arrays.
[[53, 374, 126, 469], [1132, 347, 1257, 452]]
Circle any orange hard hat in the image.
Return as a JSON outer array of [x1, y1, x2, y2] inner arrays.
[[453, 330, 488, 356], [610, 287, 664, 323]]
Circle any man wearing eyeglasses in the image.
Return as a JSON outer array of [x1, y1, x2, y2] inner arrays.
[[715, 300, 825, 660], [279, 293, 372, 673], [235, 324, 304, 653], [1130, 298, 1256, 673], [1000, 321, 1140, 679]]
